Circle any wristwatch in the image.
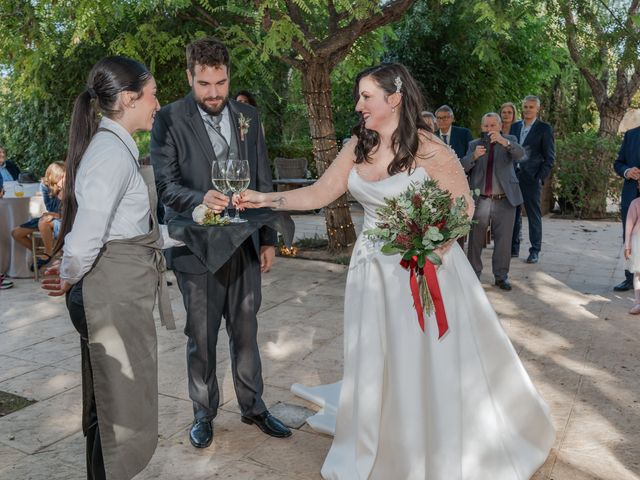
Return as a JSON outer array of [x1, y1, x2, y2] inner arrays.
[[505, 140, 512, 149]]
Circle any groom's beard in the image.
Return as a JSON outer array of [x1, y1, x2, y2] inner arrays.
[[195, 93, 229, 116]]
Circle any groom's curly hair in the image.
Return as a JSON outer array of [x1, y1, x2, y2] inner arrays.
[[352, 63, 431, 176], [186, 37, 230, 75]]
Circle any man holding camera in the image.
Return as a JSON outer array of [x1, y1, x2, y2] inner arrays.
[[461, 113, 525, 290]]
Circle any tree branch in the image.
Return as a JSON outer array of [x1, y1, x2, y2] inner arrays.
[[285, 0, 315, 42], [608, 0, 640, 110], [278, 53, 304, 70], [560, 3, 607, 104], [328, 0, 339, 35], [261, 3, 314, 62], [192, 4, 220, 28], [628, 62, 640, 95], [316, 0, 416, 66]]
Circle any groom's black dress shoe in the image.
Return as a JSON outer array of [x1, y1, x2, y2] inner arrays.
[[613, 278, 634, 292], [189, 419, 213, 448], [241, 411, 292, 438], [526, 252, 539, 264], [495, 278, 512, 291]]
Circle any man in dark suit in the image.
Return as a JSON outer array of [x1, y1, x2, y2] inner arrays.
[[151, 37, 291, 449], [0, 146, 20, 183], [462, 113, 524, 290], [509, 95, 555, 264], [435, 105, 473, 160], [612, 126, 640, 291]]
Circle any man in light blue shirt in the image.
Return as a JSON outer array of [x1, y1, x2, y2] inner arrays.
[[0, 146, 20, 183]]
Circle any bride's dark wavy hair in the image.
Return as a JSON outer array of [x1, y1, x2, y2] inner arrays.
[[351, 63, 431, 175]]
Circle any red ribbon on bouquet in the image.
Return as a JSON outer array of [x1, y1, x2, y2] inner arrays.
[[400, 256, 449, 338]]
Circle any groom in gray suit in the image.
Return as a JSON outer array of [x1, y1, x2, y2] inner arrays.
[[462, 113, 524, 291], [151, 37, 291, 449]]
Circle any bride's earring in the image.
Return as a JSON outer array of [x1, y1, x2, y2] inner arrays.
[[392, 107, 396, 113]]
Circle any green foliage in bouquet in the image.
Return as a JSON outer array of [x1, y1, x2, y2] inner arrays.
[[201, 213, 230, 226], [364, 179, 473, 268]]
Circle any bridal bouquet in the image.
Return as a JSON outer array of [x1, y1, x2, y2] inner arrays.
[[192, 204, 230, 226], [364, 178, 472, 336]]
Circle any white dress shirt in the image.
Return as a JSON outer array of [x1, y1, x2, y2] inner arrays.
[[439, 128, 451, 145], [0, 164, 13, 182], [60, 117, 151, 285]]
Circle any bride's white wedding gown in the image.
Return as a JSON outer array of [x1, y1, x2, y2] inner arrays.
[[292, 166, 555, 480]]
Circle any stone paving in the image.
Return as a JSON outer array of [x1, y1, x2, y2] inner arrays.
[[0, 212, 638, 480]]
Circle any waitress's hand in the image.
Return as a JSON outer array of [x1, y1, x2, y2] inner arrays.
[[234, 189, 268, 209], [41, 266, 71, 296]]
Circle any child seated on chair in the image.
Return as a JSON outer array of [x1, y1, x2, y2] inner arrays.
[[11, 161, 65, 270]]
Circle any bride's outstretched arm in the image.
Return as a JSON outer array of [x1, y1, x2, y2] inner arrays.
[[237, 137, 356, 211]]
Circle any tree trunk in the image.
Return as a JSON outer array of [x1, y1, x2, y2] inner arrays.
[[597, 102, 626, 137], [301, 60, 357, 252]]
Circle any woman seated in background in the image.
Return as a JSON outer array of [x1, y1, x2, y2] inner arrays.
[[11, 161, 65, 269]]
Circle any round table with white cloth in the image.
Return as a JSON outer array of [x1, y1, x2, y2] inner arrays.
[[0, 182, 46, 278]]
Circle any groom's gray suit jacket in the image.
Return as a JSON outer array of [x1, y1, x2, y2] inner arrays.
[[151, 94, 276, 273]]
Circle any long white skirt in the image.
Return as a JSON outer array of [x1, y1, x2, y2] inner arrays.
[[293, 241, 555, 480]]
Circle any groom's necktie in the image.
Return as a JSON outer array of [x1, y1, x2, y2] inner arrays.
[[204, 114, 229, 160]]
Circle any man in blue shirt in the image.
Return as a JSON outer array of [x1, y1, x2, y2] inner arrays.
[[0, 146, 20, 183]]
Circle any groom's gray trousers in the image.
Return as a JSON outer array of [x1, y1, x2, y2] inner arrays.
[[174, 240, 267, 421]]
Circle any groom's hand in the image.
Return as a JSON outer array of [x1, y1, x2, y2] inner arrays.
[[203, 190, 230, 213], [260, 246, 276, 273]]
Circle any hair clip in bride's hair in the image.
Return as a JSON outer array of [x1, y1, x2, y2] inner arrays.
[[394, 76, 402, 94]]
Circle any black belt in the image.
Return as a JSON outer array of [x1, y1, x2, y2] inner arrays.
[[479, 193, 507, 200]]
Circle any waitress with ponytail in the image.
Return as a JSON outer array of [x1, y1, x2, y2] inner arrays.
[[42, 56, 175, 480]]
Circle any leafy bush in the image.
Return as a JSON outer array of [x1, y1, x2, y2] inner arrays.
[[0, 93, 70, 177], [553, 131, 621, 218]]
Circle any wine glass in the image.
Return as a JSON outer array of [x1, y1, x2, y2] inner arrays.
[[211, 160, 231, 220], [14, 183, 24, 198], [225, 159, 250, 223]]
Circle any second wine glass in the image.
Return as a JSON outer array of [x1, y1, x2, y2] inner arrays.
[[211, 160, 231, 220], [225, 159, 250, 223]]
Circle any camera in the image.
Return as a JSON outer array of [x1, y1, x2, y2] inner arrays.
[[480, 131, 492, 144]]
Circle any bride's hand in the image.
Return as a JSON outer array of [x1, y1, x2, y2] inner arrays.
[[234, 189, 268, 209], [433, 239, 456, 265]]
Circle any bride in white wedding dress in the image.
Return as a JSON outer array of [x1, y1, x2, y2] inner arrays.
[[237, 63, 555, 480]]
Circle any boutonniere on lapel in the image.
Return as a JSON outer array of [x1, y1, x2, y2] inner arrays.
[[238, 113, 251, 159]]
